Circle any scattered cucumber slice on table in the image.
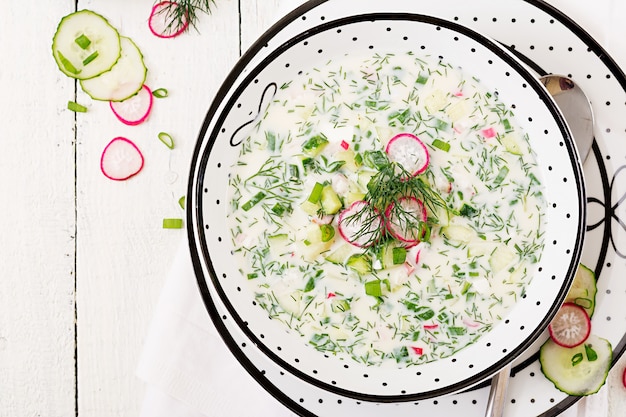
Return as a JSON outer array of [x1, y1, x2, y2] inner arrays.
[[565, 263, 597, 317], [80, 36, 147, 102], [540, 335, 612, 396], [52, 10, 122, 80]]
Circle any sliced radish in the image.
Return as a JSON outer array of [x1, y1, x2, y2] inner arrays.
[[623, 366, 626, 389], [385, 196, 427, 246], [548, 302, 591, 348], [110, 85, 153, 125], [338, 200, 382, 248], [101, 137, 144, 181], [385, 133, 429, 176], [149, 1, 189, 38]]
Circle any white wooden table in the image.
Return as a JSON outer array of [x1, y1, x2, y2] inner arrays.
[[2, 1, 626, 416]]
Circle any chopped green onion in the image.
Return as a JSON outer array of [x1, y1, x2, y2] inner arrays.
[[152, 88, 169, 98], [571, 352, 584, 366], [363, 150, 389, 170], [448, 326, 467, 336], [74, 34, 92, 49], [178, 196, 186, 210], [304, 277, 316, 292], [241, 192, 265, 211], [67, 101, 87, 113], [459, 204, 478, 218], [266, 131, 276, 152], [287, 164, 300, 182], [307, 182, 324, 204], [432, 139, 450, 152], [320, 224, 335, 242], [302, 134, 329, 156], [162, 218, 183, 229], [502, 118, 513, 132], [271, 203, 287, 216], [247, 273, 259, 280], [57, 51, 80, 75], [365, 280, 383, 297], [392, 247, 407, 265], [158, 132, 175, 149], [82, 51, 99, 66], [585, 344, 598, 362], [433, 119, 449, 131], [494, 166, 510, 185], [416, 72, 429, 84]]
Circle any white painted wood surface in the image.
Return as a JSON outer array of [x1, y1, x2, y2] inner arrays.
[[1, 1, 626, 416]]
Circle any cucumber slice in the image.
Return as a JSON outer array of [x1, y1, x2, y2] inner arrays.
[[565, 264, 597, 317], [80, 37, 147, 102], [52, 10, 121, 80], [540, 335, 612, 396]]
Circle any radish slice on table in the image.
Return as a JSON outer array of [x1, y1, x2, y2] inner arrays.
[[338, 200, 382, 248], [385, 196, 427, 246], [385, 133, 429, 176], [109, 85, 153, 125], [101, 137, 144, 181], [149, 1, 189, 38], [548, 302, 591, 348]]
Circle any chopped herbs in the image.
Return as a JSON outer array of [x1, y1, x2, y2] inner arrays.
[[228, 51, 546, 367]]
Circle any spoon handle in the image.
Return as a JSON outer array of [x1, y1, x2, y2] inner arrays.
[[484, 364, 511, 417]]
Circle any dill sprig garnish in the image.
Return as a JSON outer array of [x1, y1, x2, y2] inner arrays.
[[344, 162, 448, 249], [156, 0, 216, 34]]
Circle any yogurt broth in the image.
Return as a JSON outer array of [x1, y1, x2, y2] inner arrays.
[[228, 52, 546, 367]]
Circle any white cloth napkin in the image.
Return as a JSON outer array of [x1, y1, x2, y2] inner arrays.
[[136, 237, 607, 417], [136, 239, 298, 417], [137, 0, 620, 415]]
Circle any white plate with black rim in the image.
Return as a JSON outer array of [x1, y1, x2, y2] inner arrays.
[[186, 0, 597, 415]]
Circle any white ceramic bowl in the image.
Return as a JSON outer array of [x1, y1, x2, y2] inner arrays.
[[187, 6, 585, 403]]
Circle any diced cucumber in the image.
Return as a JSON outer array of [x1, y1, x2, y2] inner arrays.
[[300, 200, 321, 216], [345, 191, 366, 205], [320, 185, 342, 214], [446, 100, 470, 122], [52, 10, 121, 80], [442, 224, 473, 243], [334, 150, 360, 172], [330, 298, 351, 313], [565, 264, 597, 317], [80, 36, 147, 101], [299, 225, 333, 262], [346, 253, 371, 276], [325, 243, 355, 265], [424, 89, 447, 112], [540, 335, 612, 396], [377, 242, 407, 269], [489, 245, 516, 273], [357, 170, 375, 189], [501, 133, 523, 155], [274, 290, 303, 316], [268, 233, 291, 259]]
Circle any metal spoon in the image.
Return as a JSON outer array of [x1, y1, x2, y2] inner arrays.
[[484, 74, 594, 417]]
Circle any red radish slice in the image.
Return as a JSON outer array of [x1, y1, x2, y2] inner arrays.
[[385, 133, 429, 176], [548, 302, 591, 348], [149, 1, 189, 38], [623, 366, 626, 389], [101, 137, 144, 181], [110, 85, 154, 125], [338, 200, 382, 248], [385, 196, 427, 246]]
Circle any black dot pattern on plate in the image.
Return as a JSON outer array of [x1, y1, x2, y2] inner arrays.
[[196, 5, 596, 415]]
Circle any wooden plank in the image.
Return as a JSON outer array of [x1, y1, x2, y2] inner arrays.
[[74, 0, 240, 415], [240, 0, 286, 53], [0, 1, 77, 416]]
